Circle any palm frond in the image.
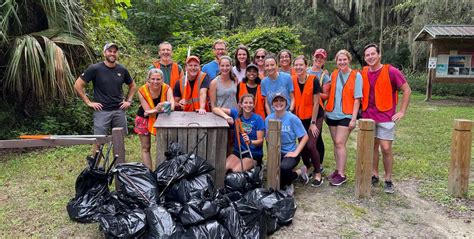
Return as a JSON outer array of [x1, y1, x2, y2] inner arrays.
[[0, 0, 22, 42], [40, 0, 85, 36]]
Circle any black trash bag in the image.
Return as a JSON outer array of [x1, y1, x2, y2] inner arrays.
[[98, 208, 147, 239], [155, 153, 214, 188], [218, 192, 267, 239], [144, 205, 179, 239], [244, 188, 296, 225], [224, 166, 263, 193], [66, 165, 111, 223], [165, 173, 216, 204], [96, 192, 141, 217], [114, 162, 159, 207], [163, 201, 183, 218], [178, 198, 220, 226], [164, 141, 183, 159], [183, 220, 230, 239]]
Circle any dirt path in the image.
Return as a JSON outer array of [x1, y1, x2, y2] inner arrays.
[[271, 181, 473, 238]]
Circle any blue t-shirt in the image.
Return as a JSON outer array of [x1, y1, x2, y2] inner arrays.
[[261, 72, 294, 113], [230, 108, 265, 156], [265, 112, 306, 154], [307, 69, 330, 85], [202, 60, 219, 80], [326, 70, 363, 120]]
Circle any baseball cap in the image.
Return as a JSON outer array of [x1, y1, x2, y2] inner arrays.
[[186, 55, 200, 64], [271, 92, 288, 103], [246, 63, 258, 71], [313, 48, 327, 59], [103, 42, 119, 51]]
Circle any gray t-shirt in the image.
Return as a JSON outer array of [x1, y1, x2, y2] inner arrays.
[[215, 76, 237, 108]]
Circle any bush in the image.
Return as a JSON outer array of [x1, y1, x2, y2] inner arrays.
[[173, 27, 304, 65], [406, 72, 474, 97]]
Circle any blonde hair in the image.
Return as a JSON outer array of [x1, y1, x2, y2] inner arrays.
[[335, 49, 352, 62]]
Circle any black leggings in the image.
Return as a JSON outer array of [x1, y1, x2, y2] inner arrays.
[[300, 116, 324, 173], [280, 153, 300, 188]]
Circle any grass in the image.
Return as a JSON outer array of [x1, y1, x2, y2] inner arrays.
[[0, 92, 473, 237]]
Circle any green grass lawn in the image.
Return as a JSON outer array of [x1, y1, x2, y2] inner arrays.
[[0, 92, 473, 237]]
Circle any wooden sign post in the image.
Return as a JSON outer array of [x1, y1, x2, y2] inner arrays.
[[448, 119, 472, 198], [355, 119, 375, 198], [266, 119, 281, 190], [112, 127, 125, 190]]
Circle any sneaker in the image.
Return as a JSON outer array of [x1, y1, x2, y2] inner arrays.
[[285, 184, 295, 196], [310, 177, 324, 187], [299, 166, 310, 185], [320, 166, 325, 174], [384, 181, 394, 194], [330, 174, 347, 186], [328, 170, 338, 181], [371, 175, 379, 187]]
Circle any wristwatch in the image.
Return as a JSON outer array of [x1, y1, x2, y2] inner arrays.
[[311, 120, 316, 124]]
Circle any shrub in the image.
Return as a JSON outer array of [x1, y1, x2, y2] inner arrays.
[[406, 72, 474, 97]]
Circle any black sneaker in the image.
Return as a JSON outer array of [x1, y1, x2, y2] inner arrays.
[[384, 181, 394, 194], [310, 177, 324, 188], [371, 175, 379, 187]]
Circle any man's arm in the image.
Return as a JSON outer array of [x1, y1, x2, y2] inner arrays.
[[392, 83, 411, 122], [74, 77, 103, 111], [120, 81, 137, 110]]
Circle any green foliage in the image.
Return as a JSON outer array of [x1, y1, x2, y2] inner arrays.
[[406, 72, 474, 97], [125, 1, 225, 45], [173, 27, 303, 65], [382, 43, 411, 70]]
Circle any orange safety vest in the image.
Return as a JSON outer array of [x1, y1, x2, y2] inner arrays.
[[326, 69, 357, 115], [138, 83, 169, 135], [292, 74, 317, 120], [238, 82, 266, 120], [361, 64, 398, 112], [179, 72, 210, 112], [152, 61, 183, 90]]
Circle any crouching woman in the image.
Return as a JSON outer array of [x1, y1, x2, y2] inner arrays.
[[213, 94, 265, 172], [265, 92, 308, 195]]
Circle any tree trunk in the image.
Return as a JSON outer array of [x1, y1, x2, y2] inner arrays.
[[379, 0, 384, 55]]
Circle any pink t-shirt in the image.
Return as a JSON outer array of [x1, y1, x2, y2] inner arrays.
[[361, 65, 407, 123]]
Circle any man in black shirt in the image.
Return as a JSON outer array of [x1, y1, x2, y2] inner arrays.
[[74, 42, 137, 136]]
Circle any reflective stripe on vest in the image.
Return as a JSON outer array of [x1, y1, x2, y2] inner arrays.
[[361, 64, 397, 112], [179, 72, 209, 112], [326, 69, 357, 115], [238, 82, 266, 120], [138, 83, 169, 135], [152, 61, 183, 90], [292, 74, 316, 120]]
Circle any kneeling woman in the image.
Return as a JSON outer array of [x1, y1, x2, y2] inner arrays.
[[213, 94, 265, 172], [135, 68, 174, 169], [265, 92, 308, 195]]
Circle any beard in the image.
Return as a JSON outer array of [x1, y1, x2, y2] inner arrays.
[[105, 55, 116, 63]]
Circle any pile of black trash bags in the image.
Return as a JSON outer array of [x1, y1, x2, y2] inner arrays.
[[66, 142, 296, 238]]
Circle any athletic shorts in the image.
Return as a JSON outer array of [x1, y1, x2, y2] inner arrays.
[[134, 116, 149, 135], [375, 122, 396, 140], [93, 109, 128, 135], [232, 151, 263, 167], [326, 117, 351, 127]]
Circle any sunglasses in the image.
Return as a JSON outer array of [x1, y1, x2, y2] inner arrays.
[[255, 55, 265, 59]]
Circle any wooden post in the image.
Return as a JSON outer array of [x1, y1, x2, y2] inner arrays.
[[112, 127, 125, 190], [355, 119, 375, 198], [448, 119, 473, 198], [266, 119, 281, 190]]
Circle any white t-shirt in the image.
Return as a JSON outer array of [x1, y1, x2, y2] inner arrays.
[[232, 66, 246, 83]]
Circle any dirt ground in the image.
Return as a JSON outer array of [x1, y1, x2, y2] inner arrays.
[[271, 180, 473, 238]]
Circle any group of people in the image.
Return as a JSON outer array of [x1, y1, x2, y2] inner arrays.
[[74, 39, 411, 195]]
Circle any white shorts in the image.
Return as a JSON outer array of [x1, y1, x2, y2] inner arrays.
[[375, 122, 395, 141]]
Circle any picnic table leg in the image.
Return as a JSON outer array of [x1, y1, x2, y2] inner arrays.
[[112, 127, 125, 190]]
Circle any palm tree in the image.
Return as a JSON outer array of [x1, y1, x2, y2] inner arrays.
[[1, 0, 92, 107]]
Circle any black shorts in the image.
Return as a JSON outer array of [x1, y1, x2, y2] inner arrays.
[[326, 117, 351, 127], [232, 151, 263, 167]]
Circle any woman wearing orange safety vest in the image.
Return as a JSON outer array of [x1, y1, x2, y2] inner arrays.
[[291, 55, 324, 187], [236, 64, 265, 120], [325, 49, 363, 186], [173, 56, 211, 114], [135, 68, 174, 169]]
